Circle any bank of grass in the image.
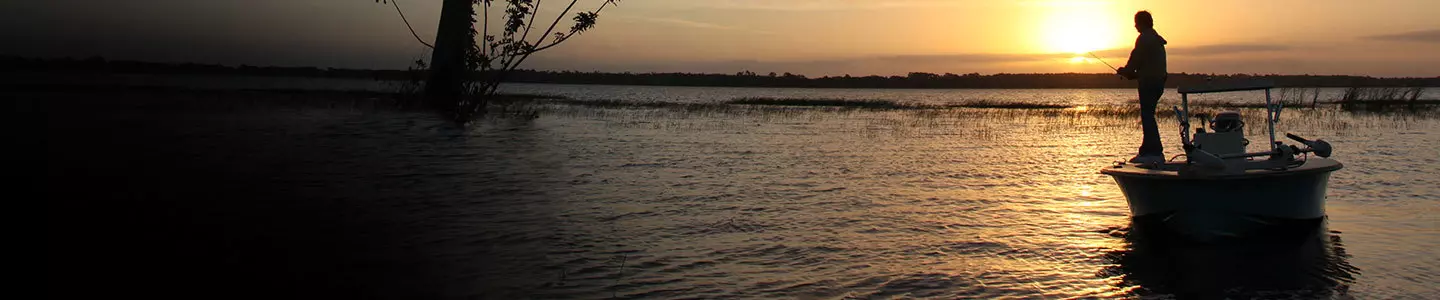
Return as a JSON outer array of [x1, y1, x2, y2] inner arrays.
[[944, 100, 1070, 109], [497, 94, 1440, 122], [726, 97, 920, 109], [1340, 86, 1427, 102], [726, 97, 1071, 109], [23, 84, 1437, 123]]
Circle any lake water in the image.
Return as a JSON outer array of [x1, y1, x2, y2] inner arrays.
[[13, 72, 1438, 106], [38, 82, 1438, 299]]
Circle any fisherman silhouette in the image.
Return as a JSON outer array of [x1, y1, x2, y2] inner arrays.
[[1117, 10, 1168, 164]]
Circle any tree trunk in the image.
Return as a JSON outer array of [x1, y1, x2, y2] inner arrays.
[[426, 0, 473, 112]]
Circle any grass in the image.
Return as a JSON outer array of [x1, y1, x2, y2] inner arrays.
[[546, 98, 724, 110], [24, 83, 1438, 127], [726, 97, 920, 109], [24, 84, 1438, 144], [725, 97, 1073, 110], [1275, 87, 1324, 106], [491, 93, 1440, 123], [1330, 86, 1440, 115], [1197, 101, 1301, 108], [944, 100, 1069, 109], [1340, 86, 1428, 102]]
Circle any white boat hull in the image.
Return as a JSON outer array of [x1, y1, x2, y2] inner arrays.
[[1102, 158, 1342, 241]]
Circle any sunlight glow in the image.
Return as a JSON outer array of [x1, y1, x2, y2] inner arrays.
[[1039, 1, 1121, 54]]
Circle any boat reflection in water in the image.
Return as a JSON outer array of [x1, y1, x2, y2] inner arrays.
[[1102, 217, 1361, 298]]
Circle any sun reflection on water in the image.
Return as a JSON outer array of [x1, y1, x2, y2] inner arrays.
[[433, 98, 1409, 298]]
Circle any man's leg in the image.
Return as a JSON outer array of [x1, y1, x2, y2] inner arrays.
[[1137, 78, 1165, 156]]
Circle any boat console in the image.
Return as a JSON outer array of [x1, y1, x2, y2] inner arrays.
[[1159, 79, 1334, 176]]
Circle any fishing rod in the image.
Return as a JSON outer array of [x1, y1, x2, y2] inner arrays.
[[1087, 52, 1118, 72], [1089, 51, 1135, 79]]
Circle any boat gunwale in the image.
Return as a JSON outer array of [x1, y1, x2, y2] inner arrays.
[[1100, 158, 1342, 180]]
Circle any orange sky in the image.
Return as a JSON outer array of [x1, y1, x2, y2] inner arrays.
[[3, 0, 1438, 76]]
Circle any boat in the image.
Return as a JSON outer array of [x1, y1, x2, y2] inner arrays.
[[1101, 79, 1342, 242]]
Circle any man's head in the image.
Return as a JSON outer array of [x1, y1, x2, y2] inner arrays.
[[1134, 11, 1154, 31]]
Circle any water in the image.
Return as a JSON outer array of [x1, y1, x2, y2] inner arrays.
[[13, 72, 1437, 106], [497, 83, 1361, 107], [40, 85, 1438, 299]]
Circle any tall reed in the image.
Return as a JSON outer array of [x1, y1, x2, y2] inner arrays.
[[1340, 86, 1428, 103]]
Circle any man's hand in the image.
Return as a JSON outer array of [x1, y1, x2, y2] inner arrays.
[[1117, 66, 1139, 80]]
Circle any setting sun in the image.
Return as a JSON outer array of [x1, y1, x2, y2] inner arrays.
[[1038, 1, 1122, 54]]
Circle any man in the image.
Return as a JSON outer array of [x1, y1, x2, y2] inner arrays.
[[1117, 10, 1168, 164]]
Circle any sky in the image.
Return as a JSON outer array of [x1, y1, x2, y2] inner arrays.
[[3, 0, 1438, 76]]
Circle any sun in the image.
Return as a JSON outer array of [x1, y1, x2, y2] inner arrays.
[[1038, 1, 1120, 55]]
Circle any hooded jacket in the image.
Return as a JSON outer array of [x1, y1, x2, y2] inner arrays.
[[1123, 28, 1168, 80]]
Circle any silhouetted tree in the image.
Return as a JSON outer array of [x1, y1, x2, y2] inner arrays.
[[379, 0, 620, 123]]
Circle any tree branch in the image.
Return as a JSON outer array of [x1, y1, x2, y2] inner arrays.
[[484, 0, 618, 96], [497, 0, 542, 74], [518, 0, 541, 48], [530, 0, 579, 52], [512, 1, 615, 61], [390, 0, 434, 48], [480, 2, 489, 57]]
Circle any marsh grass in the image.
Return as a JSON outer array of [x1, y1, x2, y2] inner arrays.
[[1340, 87, 1429, 102], [727, 97, 921, 109], [499, 93, 1437, 129], [28, 84, 1433, 134], [1331, 86, 1440, 115], [725, 97, 1074, 110], [944, 100, 1070, 109], [1201, 100, 1305, 108], [1276, 87, 1324, 107]]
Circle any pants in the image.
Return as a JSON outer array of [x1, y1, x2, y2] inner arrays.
[[1137, 78, 1166, 156]]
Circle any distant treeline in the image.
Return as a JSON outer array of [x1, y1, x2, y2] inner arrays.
[[6, 56, 1438, 89], [502, 71, 1440, 89]]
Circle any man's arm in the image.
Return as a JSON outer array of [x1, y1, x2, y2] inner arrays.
[[1123, 35, 1147, 71]]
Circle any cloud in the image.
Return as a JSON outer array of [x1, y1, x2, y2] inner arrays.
[[1362, 29, 1440, 43], [527, 42, 1440, 77], [853, 53, 1069, 64], [1169, 44, 1291, 56], [617, 16, 777, 35], [684, 0, 969, 11], [525, 52, 1079, 76], [692, 53, 1070, 74], [1088, 43, 1290, 58]]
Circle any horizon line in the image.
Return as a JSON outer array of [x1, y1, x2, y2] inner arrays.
[[6, 56, 1439, 79]]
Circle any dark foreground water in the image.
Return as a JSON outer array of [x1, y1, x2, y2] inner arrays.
[[41, 88, 1437, 299]]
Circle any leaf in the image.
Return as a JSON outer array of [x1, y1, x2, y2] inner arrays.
[[570, 12, 598, 33]]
